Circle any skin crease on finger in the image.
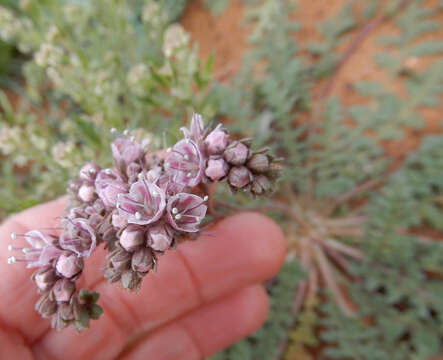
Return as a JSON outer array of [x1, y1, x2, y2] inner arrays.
[[0, 198, 286, 360]]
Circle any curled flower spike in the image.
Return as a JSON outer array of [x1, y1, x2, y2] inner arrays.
[[9, 112, 280, 331]]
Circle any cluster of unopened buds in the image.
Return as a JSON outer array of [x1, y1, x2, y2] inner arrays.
[[8, 114, 280, 331]]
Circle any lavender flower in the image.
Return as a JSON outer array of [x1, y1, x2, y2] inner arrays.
[[228, 166, 252, 189], [117, 179, 166, 225], [224, 141, 249, 165], [60, 218, 97, 257], [180, 113, 205, 143], [52, 279, 76, 302], [95, 168, 128, 209], [166, 193, 207, 232], [164, 139, 205, 187], [111, 137, 144, 170]]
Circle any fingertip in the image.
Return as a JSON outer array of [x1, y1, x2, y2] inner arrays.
[[208, 212, 287, 278]]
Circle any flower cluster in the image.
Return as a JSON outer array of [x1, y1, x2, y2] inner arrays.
[[8, 113, 279, 330]]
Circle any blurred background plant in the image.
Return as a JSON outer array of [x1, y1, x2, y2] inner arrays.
[[0, 0, 442, 359]]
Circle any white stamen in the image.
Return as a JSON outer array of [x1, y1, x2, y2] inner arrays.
[[118, 193, 124, 198], [175, 214, 182, 220], [185, 139, 190, 144], [187, 172, 192, 178], [152, 190, 158, 197], [166, 148, 172, 153], [172, 207, 178, 214], [164, 162, 170, 169], [88, 168, 96, 174], [22, 248, 30, 254], [135, 212, 142, 220], [203, 195, 209, 201], [130, 136, 135, 141], [10, 232, 17, 240], [123, 129, 129, 136], [183, 154, 189, 160], [138, 173, 144, 179], [7, 256, 16, 264], [110, 127, 117, 134], [7, 245, 13, 251], [105, 169, 112, 175]]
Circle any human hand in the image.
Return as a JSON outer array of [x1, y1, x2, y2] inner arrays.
[[0, 197, 286, 360]]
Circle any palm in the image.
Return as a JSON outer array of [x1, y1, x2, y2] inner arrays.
[[0, 198, 285, 360]]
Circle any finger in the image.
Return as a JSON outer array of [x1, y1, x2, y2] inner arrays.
[[33, 212, 285, 359], [121, 285, 269, 360], [0, 197, 67, 342]]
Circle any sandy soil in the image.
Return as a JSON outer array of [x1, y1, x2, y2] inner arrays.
[[182, 0, 442, 161]]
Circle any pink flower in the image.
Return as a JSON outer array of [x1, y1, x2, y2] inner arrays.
[[147, 224, 173, 252], [205, 125, 228, 155], [60, 218, 97, 258], [205, 158, 229, 181], [95, 168, 128, 208], [166, 193, 207, 232], [79, 163, 101, 183], [117, 179, 166, 225], [111, 137, 144, 169], [165, 139, 205, 187], [21, 230, 62, 268], [180, 113, 205, 142]]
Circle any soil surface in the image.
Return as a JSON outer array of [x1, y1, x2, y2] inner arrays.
[[182, 0, 442, 161]]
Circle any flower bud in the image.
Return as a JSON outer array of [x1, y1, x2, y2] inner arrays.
[[126, 162, 142, 183], [132, 248, 153, 273], [56, 253, 83, 278], [147, 224, 172, 252], [205, 126, 228, 154], [228, 166, 252, 189], [205, 158, 229, 181], [78, 184, 96, 202], [33, 267, 57, 292], [121, 269, 141, 290], [112, 212, 128, 229], [119, 226, 144, 252], [79, 163, 101, 182], [35, 294, 57, 317], [58, 302, 75, 321], [224, 142, 249, 165], [110, 250, 131, 270], [247, 154, 270, 173], [251, 175, 271, 195], [52, 279, 76, 302]]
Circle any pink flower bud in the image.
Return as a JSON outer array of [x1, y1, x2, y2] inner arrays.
[[112, 212, 128, 229], [111, 137, 144, 169], [205, 125, 228, 154], [78, 184, 96, 202], [251, 175, 271, 195], [247, 154, 270, 173], [228, 166, 252, 189], [79, 163, 101, 183], [119, 225, 144, 252], [56, 253, 83, 278], [52, 279, 76, 302], [35, 294, 57, 317], [131, 248, 153, 273], [110, 250, 131, 270], [147, 224, 173, 252], [33, 267, 57, 292], [205, 158, 229, 181], [95, 169, 127, 209], [224, 142, 249, 165]]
